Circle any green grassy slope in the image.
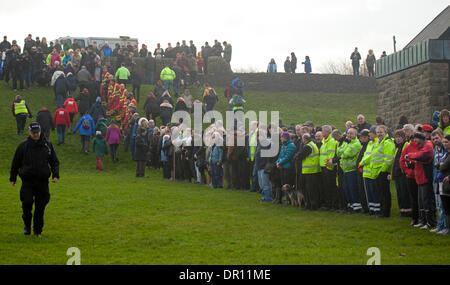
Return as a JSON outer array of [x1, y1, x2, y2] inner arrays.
[[0, 83, 448, 265]]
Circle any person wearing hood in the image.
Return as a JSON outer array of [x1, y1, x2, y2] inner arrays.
[[36, 107, 54, 141], [89, 97, 106, 124], [134, 127, 149, 177], [53, 105, 71, 145], [160, 100, 173, 126], [143, 93, 160, 120], [65, 70, 78, 96], [75, 88, 91, 116], [73, 111, 96, 154], [301, 56, 312, 73], [181, 89, 193, 113], [53, 72, 67, 108], [158, 90, 174, 106], [175, 97, 188, 112], [63, 94, 78, 133], [431, 111, 440, 130], [106, 120, 121, 163], [438, 109, 450, 135], [11, 95, 33, 135], [93, 131, 108, 171], [95, 115, 109, 136]]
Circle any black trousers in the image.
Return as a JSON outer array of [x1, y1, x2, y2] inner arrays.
[[20, 180, 50, 234], [394, 174, 411, 214], [418, 183, 436, 227], [133, 85, 141, 103], [321, 167, 336, 209], [376, 172, 391, 217], [304, 173, 321, 210], [406, 177, 419, 223], [136, 160, 146, 177], [110, 144, 119, 162], [336, 169, 346, 210], [231, 160, 242, 189], [162, 161, 172, 179]]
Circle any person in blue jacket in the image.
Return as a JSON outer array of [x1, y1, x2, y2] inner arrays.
[[267, 59, 277, 73], [73, 111, 96, 154], [276, 131, 297, 204], [302, 56, 312, 73], [231, 76, 243, 96]]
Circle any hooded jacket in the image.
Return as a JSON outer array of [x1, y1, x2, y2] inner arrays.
[[53, 107, 71, 127], [93, 134, 108, 158], [143, 94, 160, 115], [63, 98, 78, 114], [36, 109, 54, 131]]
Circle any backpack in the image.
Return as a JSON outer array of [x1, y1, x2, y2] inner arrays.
[[232, 94, 243, 106], [82, 117, 91, 130], [208, 88, 217, 99]]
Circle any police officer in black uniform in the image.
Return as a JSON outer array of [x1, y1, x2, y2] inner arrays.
[[10, 122, 60, 237]]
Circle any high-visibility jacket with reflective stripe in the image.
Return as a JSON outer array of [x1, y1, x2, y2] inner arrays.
[[160, 67, 176, 81], [360, 138, 377, 179], [14, 100, 28, 115], [370, 134, 395, 179], [339, 137, 362, 173], [302, 141, 321, 174], [249, 129, 258, 161], [319, 135, 337, 170]]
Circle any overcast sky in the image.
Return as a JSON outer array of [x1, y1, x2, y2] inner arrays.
[[1, 0, 448, 73]]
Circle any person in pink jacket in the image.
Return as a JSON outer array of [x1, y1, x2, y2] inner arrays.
[[105, 120, 121, 163]]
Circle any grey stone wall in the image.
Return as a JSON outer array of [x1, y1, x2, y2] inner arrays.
[[205, 72, 377, 94], [109, 56, 376, 94], [377, 62, 449, 127]]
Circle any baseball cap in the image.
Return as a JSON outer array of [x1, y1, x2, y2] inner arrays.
[[29, 122, 41, 133]]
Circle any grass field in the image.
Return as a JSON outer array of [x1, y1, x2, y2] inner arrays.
[[0, 83, 448, 265]]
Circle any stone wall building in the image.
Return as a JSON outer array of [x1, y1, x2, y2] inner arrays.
[[377, 5, 450, 127]]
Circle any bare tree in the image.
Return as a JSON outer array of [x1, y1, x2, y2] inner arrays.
[[319, 57, 370, 76]]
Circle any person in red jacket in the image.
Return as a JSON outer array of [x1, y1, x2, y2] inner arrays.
[[400, 138, 420, 226], [63, 95, 78, 134], [406, 132, 436, 229], [53, 105, 71, 145]]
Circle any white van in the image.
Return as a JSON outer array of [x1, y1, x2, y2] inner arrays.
[[56, 36, 139, 49]]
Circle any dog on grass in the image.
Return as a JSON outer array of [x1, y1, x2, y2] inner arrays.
[[281, 184, 304, 207]]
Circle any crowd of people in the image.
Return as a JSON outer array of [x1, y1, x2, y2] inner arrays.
[[0, 34, 232, 92], [6, 34, 450, 238]]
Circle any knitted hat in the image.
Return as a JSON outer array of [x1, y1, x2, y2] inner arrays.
[[96, 97, 101, 103], [281, 132, 290, 140], [422, 124, 433, 132], [96, 131, 102, 136]]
